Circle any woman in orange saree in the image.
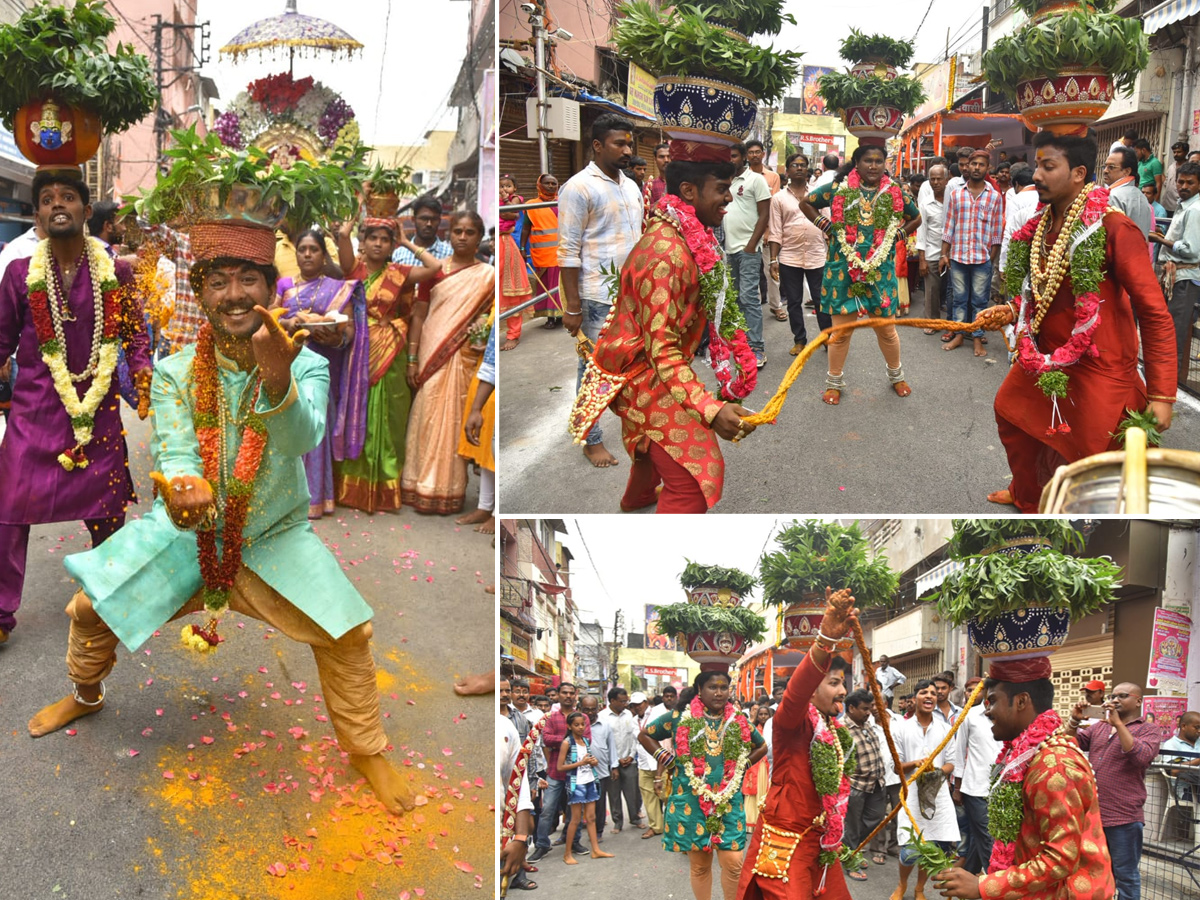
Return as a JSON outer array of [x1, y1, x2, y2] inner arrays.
[[402, 211, 496, 515], [335, 217, 441, 513]]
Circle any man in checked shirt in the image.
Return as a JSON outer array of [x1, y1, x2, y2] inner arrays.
[[1069, 681, 1163, 900]]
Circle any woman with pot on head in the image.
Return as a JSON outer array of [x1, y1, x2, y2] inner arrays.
[[800, 143, 921, 405], [638, 670, 767, 900], [498, 174, 532, 351], [519, 173, 563, 329], [401, 210, 496, 515], [273, 229, 369, 519], [334, 216, 442, 513]]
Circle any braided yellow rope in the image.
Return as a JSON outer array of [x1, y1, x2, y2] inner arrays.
[[850, 648, 988, 854], [742, 316, 1007, 428]]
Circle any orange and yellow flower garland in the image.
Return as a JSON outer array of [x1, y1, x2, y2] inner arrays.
[[182, 324, 268, 652]]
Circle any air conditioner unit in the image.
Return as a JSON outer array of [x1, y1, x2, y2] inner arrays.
[[526, 96, 581, 141]]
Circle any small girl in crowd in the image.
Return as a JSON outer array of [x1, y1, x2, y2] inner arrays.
[[557, 711, 615, 865]]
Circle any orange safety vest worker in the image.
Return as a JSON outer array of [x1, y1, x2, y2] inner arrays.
[[525, 205, 559, 269]]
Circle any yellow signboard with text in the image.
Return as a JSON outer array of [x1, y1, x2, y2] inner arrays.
[[627, 62, 657, 119]]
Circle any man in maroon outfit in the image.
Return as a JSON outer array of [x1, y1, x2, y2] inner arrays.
[[980, 130, 1177, 512], [737, 587, 859, 900], [0, 169, 150, 642]]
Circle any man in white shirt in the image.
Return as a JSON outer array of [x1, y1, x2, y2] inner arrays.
[[1110, 128, 1138, 155], [499, 713, 537, 888], [916, 163, 949, 323], [1161, 710, 1200, 800], [510, 679, 544, 727], [999, 163, 1040, 274], [932, 673, 963, 726], [869, 703, 905, 860], [746, 139, 785, 323], [812, 152, 840, 190], [725, 142, 772, 368], [559, 113, 644, 469], [1103, 145, 1154, 238], [630, 691, 664, 837], [875, 655, 907, 709], [597, 685, 641, 833], [952, 676, 1001, 874], [646, 684, 677, 723]]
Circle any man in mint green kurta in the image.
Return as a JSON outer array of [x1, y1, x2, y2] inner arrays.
[[26, 227, 417, 816]]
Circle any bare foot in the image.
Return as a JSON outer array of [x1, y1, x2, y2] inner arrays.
[[28, 692, 104, 737], [456, 508, 491, 526], [822, 388, 841, 405], [454, 671, 495, 696], [987, 488, 1015, 505], [892, 381, 912, 397], [944, 334, 963, 351], [889, 888, 907, 900], [474, 516, 495, 535], [973, 337, 987, 357], [592, 849, 614, 858], [0, 628, 7, 644], [501, 338, 519, 351], [564, 854, 578, 865], [348, 752, 417, 814], [583, 443, 618, 468], [914, 891, 929, 900]]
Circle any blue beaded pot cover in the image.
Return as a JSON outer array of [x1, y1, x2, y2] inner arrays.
[[654, 77, 757, 145], [967, 535, 1070, 660]]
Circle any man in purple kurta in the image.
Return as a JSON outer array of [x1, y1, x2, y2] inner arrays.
[[0, 169, 151, 642]]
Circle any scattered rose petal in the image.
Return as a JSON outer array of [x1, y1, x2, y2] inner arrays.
[[442, 748, 453, 756], [162, 771, 175, 779], [266, 862, 287, 877], [155, 709, 163, 716], [65, 729, 77, 736], [454, 861, 474, 874], [200, 736, 215, 745], [128, 749, 140, 757]]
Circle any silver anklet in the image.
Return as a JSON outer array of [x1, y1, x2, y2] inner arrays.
[[72, 680, 105, 707], [887, 365, 906, 384], [825, 372, 846, 391]]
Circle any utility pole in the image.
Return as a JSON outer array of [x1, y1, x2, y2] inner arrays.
[[150, 16, 212, 169], [152, 14, 164, 166], [528, 2, 551, 175], [610, 610, 623, 688]]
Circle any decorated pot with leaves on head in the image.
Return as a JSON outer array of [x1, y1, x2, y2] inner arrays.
[[931, 519, 1122, 665], [0, 0, 157, 167], [818, 30, 925, 146], [759, 520, 898, 651], [657, 563, 766, 672], [982, 0, 1147, 136], [363, 161, 418, 218], [614, 0, 801, 148]]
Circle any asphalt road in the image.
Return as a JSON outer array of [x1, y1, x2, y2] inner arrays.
[[499, 293, 1200, 514], [0, 408, 496, 899], [530, 807, 904, 900]]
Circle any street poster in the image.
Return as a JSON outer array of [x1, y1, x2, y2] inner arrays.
[[786, 132, 845, 166], [627, 62, 657, 119], [802, 66, 835, 115], [1147, 607, 1191, 694], [1143, 696, 1187, 737], [645, 604, 678, 650]]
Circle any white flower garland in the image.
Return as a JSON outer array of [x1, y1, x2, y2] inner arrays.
[[27, 237, 121, 469], [679, 713, 752, 809], [836, 216, 902, 276]]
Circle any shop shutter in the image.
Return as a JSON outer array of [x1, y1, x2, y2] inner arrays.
[[1049, 634, 1114, 720]]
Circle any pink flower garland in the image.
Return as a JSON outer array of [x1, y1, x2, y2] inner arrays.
[[986, 708, 1063, 872], [674, 695, 754, 851], [1010, 188, 1109, 380], [654, 195, 756, 401], [808, 704, 851, 858]]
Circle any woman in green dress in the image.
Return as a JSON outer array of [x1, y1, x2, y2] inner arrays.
[[640, 671, 767, 900], [800, 144, 921, 405]]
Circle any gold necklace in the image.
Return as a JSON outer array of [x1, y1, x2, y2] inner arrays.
[[1027, 188, 1091, 333]]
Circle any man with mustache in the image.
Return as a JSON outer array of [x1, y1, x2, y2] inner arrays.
[[0, 168, 151, 644], [26, 209, 417, 817]]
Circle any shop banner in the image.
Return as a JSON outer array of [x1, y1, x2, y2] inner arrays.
[[644, 666, 680, 677], [1148, 607, 1191, 694], [1143, 696, 1187, 737], [627, 62, 657, 119]]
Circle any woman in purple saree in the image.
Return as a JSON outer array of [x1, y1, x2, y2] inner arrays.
[[274, 229, 368, 518]]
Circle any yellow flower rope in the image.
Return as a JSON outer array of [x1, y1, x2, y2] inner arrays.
[[847, 613, 988, 852], [741, 315, 1005, 428]]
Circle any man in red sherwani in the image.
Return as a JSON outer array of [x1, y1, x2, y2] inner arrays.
[[933, 658, 1114, 900], [585, 146, 758, 513], [736, 587, 858, 900], [980, 130, 1177, 513]]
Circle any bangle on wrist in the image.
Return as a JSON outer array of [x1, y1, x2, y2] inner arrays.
[[817, 628, 839, 645]]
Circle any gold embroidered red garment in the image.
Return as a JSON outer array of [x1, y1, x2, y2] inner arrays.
[[977, 734, 1114, 900], [590, 218, 727, 507]]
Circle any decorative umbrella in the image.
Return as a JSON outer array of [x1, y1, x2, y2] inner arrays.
[[219, 0, 363, 70]]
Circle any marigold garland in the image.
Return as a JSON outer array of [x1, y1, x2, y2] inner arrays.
[[26, 237, 124, 471], [183, 324, 268, 653], [1004, 184, 1109, 434], [674, 695, 754, 851]]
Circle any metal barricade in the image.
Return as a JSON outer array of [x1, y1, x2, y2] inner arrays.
[[1143, 753, 1200, 898]]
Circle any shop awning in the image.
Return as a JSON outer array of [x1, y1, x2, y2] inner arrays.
[[548, 87, 656, 123], [915, 558, 965, 598], [1144, 0, 1200, 34]]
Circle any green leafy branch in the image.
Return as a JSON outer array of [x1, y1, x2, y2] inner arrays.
[[1109, 407, 1164, 447], [816, 71, 927, 117], [679, 560, 758, 595], [758, 520, 898, 609], [945, 518, 1085, 558], [683, 0, 795, 37], [654, 601, 768, 641], [839, 29, 915, 68]]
